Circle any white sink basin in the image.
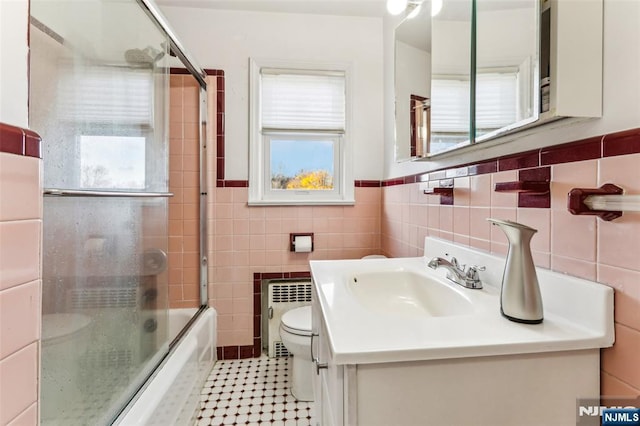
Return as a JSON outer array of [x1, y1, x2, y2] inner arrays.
[[309, 236, 614, 365], [347, 270, 474, 317]]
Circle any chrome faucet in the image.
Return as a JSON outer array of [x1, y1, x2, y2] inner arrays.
[[427, 256, 484, 289]]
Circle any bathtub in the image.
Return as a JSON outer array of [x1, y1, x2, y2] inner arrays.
[[114, 307, 217, 426]]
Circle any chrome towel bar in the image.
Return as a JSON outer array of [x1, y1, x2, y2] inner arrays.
[[44, 189, 174, 198]]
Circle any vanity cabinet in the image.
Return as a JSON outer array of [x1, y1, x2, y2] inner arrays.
[[310, 277, 604, 426]]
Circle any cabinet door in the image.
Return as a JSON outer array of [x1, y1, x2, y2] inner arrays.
[[311, 288, 323, 425], [311, 284, 345, 425]]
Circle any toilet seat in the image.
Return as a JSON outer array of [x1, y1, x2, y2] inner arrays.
[[42, 313, 92, 346], [281, 306, 312, 337]]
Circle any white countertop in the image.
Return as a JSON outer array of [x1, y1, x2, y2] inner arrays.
[[309, 237, 614, 365]]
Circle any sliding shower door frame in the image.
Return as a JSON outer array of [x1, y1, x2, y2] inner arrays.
[[136, 0, 209, 309]]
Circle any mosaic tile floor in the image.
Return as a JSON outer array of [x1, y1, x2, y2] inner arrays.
[[196, 356, 315, 426]]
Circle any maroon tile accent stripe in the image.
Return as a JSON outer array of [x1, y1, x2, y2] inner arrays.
[[217, 180, 249, 188], [467, 160, 498, 176], [603, 128, 640, 157], [355, 180, 381, 187], [498, 150, 540, 171], [169, 67, 192, 75], [381, 127, 640, 187], [176, 68, 227, 187], [0, 122, 41, 158], [169, 68, 225, 77], [382, 178, 404, 187], [217, 270, 312, 359], [540, 136, 603, 165]]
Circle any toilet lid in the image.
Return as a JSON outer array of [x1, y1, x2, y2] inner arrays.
[[281, 306, 312, 335], [42, 313, 92, 343]]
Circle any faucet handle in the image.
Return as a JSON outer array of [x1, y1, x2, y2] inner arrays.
[[450, 256, 463, 271], [465, 265, 486, 281]]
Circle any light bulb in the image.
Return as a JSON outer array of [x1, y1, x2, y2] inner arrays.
[[431, 0, 443, 16], [387, 0, 408, 15]]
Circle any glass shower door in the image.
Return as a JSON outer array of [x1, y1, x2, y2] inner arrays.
[[29, 0, 173, 423]]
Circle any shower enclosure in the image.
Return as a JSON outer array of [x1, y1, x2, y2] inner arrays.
[[29, 0, 209, 424]]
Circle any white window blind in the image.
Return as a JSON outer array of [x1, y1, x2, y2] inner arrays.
[[260, 70, 346, 132], [58, 65, 153, 125], [476, 73, 517, 130], [431, 72, 517, 133], [431, 78, 470, 133]]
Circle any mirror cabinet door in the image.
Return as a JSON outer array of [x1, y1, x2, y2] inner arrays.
[[429, 0, 473, 155], [475, 0, 539, 142], [394, 3, 431, 161]]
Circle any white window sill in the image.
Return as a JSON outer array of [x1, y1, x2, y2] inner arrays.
[[247, 199, 355, 207]]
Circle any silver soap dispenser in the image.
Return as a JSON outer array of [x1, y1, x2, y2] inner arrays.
[[487, 218, 544, 324]]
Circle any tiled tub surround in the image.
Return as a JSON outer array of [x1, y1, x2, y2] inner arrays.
[[0, 123, 42, 425], [169, 71, 202, 309], [381, 127, 640, 398]]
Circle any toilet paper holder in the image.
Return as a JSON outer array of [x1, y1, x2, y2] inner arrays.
[[290, 233, 314, 252]]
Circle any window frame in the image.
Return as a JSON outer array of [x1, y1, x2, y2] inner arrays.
[[248, 58, 354, 206]]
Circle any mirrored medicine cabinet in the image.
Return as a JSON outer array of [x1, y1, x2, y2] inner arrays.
[[394, 0, 603, 162]]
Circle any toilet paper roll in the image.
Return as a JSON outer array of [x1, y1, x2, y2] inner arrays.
[[294, 235, 313, 253]]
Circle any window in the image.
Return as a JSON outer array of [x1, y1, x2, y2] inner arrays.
[[249, 59, 353, 205], [80, 135, 146, 189], [57, 64, 162, 191]]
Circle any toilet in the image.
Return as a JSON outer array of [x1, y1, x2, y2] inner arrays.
[[279, 305, 313, 401]]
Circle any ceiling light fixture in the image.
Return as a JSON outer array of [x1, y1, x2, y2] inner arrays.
[[386, 0, 408, 15]]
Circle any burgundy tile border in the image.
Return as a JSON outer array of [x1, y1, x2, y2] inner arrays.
[[382, 178, 404, 187], [497, 150, 540, 171], [355, 180, 381, 187], [0, 123, 24, 155], [467, 160, 498, 176], [169, 68, 224, 77], [519, 166, 550, 182], [603, 128, 640, 157], [201, 69, 230, 188], [381, 127, 640, 187], [169, 67, 192, 75], [0, 122, 41, 158], [218, 180, 249, 188], [540, 136, 603, 165]]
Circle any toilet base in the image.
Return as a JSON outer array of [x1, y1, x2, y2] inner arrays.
[[290, 355, 314, 402]]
